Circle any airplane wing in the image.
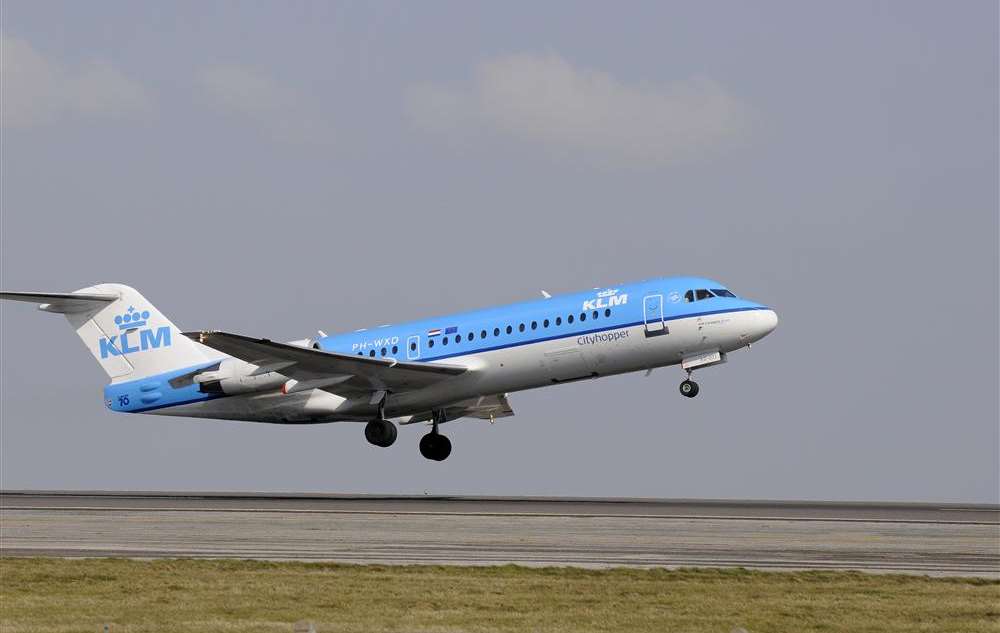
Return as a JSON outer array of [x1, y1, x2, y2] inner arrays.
[[185, 330, 467, 396], [0, 291, 117, 314], [401, 393, 515, 425]]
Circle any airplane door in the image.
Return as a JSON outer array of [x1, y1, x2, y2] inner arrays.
[[543, 347, 597, 382], [643, 294, 667, 336], [406, 335, 421, 360]]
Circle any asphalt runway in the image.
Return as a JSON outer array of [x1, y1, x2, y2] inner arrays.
[[2, 492, 998, 577]]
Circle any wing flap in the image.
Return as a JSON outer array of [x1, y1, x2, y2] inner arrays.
[[184, 330, 467, 395], [401, 393, 515, 425], [462, 393, 515, 420]]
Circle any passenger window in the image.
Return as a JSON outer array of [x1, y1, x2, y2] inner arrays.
[[604, 308, 611, 317], [410, 342, 416, 351], [568, 314, 574, 324], [380, 348, 387, 356], [556, 317, 562, 326], [519, 323, 525, 332], [494, 327, 500, 337], [428, 339, 434, 348], [506, 325, 513, 334], [480, 330, 487, 339], [696, 289, 714, 301], [531, 321, 537, 330], [580, 312, 586, 321], [392, 345, 398, 354], [543, 319, 550, 328], [369, 350, 375, 357], [443, 337, 449, 345], [592, 310, 599, 320], [684, 290, 695, 303]]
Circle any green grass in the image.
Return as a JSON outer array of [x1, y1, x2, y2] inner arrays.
[[1, 558, 998, 633]]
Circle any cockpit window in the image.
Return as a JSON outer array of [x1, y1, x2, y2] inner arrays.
[[685, 288, 729, 302]]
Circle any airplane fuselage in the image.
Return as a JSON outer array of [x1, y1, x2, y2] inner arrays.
[[102, 276, 777, 425]]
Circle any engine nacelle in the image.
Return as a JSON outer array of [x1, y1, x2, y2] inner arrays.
[[286, 338, 322, 350], [194, 359, 287, 395]]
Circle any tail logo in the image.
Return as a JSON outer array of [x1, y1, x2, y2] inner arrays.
[[100, 306, 172, 358], [115, 306, 149, 330]]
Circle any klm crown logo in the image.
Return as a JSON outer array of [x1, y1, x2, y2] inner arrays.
[[99, 305, 172, 359], [115, 306, 150, 330]]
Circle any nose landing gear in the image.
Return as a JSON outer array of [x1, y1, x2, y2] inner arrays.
[[679, 370, 700, 398], [679, 379, 700, 397], [420, 410, 452, 461]]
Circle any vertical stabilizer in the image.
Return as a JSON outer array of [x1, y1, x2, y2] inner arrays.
[[2, 283, 214, 382]]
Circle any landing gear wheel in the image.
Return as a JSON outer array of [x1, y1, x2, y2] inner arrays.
[[435, 435, 452, 461], [679, 379, 700, 398], [419, 432, 452, 461], [365, 419, 397, 447]]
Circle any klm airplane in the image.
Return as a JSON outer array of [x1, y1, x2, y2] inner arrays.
[[1, 278, 777, 461]]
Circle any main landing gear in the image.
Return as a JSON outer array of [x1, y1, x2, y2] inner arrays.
[[679, 371, 700, 398], [363, 396, 450, 460], [365, 395, 397, 448], [365, 419, 397, 447], [419, 410, 452, 462]]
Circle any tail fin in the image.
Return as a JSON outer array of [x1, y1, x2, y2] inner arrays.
[[1, 283, 214, 382]]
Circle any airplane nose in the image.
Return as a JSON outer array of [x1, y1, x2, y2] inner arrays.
[[756, 309, 778, 338]]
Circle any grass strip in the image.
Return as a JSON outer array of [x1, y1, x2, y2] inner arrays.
[[1, 557, 998, 632]]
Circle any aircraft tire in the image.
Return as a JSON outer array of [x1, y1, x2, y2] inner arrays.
[[419, 432, 437, 459], [680, 379, 700, 398], [365, 419, 397, 447], [420, 432, 452, 461], [433, 434, 452, 461]]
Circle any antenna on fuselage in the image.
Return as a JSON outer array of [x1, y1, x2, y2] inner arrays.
[[540, 290, 551, 299]]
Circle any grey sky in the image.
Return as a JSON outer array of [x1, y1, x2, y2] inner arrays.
[[2, 1, 997, 502]]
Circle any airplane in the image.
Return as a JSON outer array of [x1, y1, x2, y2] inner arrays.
[[0, 277, 777, 461]]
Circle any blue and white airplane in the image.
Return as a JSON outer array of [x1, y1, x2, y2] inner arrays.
[[1, 278, 777, 461]]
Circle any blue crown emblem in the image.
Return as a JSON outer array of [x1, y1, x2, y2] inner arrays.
[[114, 306, 150, 330]]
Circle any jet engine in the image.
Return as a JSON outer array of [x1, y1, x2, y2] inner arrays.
[[193, 359, 287, 395]]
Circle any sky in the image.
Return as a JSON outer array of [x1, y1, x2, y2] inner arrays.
[[1, 1, 997, 502]]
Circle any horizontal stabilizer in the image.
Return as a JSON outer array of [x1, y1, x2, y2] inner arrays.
[[185, 330, 467, 396], [1, 290, 118, 314], [401, 393, 515, 425]]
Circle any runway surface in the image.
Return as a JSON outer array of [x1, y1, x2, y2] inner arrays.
[[2, 492, 998, 577]]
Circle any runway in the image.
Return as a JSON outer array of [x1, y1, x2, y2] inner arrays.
[[2, 492, 998, 577]]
